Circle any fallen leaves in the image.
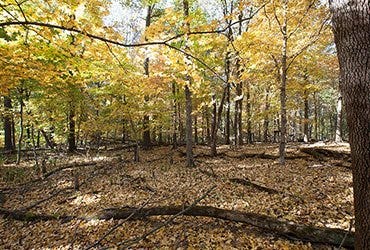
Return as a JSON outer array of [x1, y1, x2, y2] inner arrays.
[[0, 143, 354, 249]]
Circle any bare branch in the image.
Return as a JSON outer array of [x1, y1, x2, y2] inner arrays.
[[115, 185, 216, 249], [286, 15, 330, 71]]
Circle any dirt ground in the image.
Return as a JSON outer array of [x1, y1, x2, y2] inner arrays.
[[0, 143, 353, 249]]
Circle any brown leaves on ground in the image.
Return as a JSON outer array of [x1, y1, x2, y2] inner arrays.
[[0, 143, 353, 249]]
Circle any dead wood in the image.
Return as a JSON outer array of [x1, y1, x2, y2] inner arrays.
[[199, 169, 301, 200], [229, 178, 280, 194], [0, 205, 354, 248], [300, 147, 351, 161]]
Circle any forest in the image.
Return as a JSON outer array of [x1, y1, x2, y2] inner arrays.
[[0, 0, 369, 249]]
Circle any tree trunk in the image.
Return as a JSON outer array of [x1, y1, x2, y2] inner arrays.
[[303, 92, 310, 143], [3, 96, 14, 151], [335, 95, 343, 142], [172, 82, 178, 149], [183, 0, 194, 167], [16, 92, 24, 165], [279, 1, 288, 165], [68, 105, 76, 152], [142, 5, 153, 150], [329, 1, 370, 249], [314, 92, 319, 140], [263, 86, 271, 143], [246, 82, 252, 144]]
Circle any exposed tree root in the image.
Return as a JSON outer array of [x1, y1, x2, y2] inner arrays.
[[0, 205, 354, 248]]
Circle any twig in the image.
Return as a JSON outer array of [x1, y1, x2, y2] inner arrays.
[[115, 185, 216, 249], [338, 218, 354, 250], [84, 195, 155, 250]]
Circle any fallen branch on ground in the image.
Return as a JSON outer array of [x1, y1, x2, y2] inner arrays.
[[300, 147, 351, 161], [0, 204, 353, 248]]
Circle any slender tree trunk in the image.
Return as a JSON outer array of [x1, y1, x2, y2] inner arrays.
[[142, 5, 153, 150], [68, 105, 76, 152], [185, 85, 194, 167], [36, 130, 40, 148], [194, 115, 198, 145], [234, 14, 244, 147], [314, 92, 319, 140], [335, 95, 343, 142], [183, 0, 194, 167], [246, 83, 252, 144], [16, 94, 24, 165], [330, 1, 370, 249], [172, 82, 178, 149], [211, 95, 217, 156], [225, 83, 231, 145], [263, 86, 271, 143], [234, 81, 243, 146], [303, 92, 310, 143], [279, 1, 288, 165], [11, 116, 16, 149], [206, 107, 211, 144], [210, 87, 227, 156], [3, 96, 14, 151]]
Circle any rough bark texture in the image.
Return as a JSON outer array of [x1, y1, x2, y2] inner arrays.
[[329, 1, 370, 249], [0, 205, 354, 248]]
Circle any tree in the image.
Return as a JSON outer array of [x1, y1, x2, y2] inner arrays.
[[329, 1, 370, 249], [3, 96, 14, 151], [183, 0, 195, 167]]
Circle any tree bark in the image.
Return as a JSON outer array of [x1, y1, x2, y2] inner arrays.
[[142, 5, 153, 150], [246, 82, 252, 144], [335, 95, 343, 142], [3, 96, 14, 151], [303, 91, 310, 143], [183, 0, 194, 167], [329, 1, 370, 249], [68, 105, 76, 152], [279, 0, 288, 165], [172, 82, 178, 149], [16, 91, 24, 165], [263, 86, 271, 143]]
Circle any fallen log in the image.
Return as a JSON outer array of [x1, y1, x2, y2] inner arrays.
[[0, 205, 354, 248], [300, 147, 351, 161]]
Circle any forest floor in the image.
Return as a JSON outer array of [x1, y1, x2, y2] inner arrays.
[[0, 142, 353, 249]]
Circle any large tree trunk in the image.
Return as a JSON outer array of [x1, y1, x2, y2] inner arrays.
[[3, 96, 14, 151], [329, 1, 370, 249]]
